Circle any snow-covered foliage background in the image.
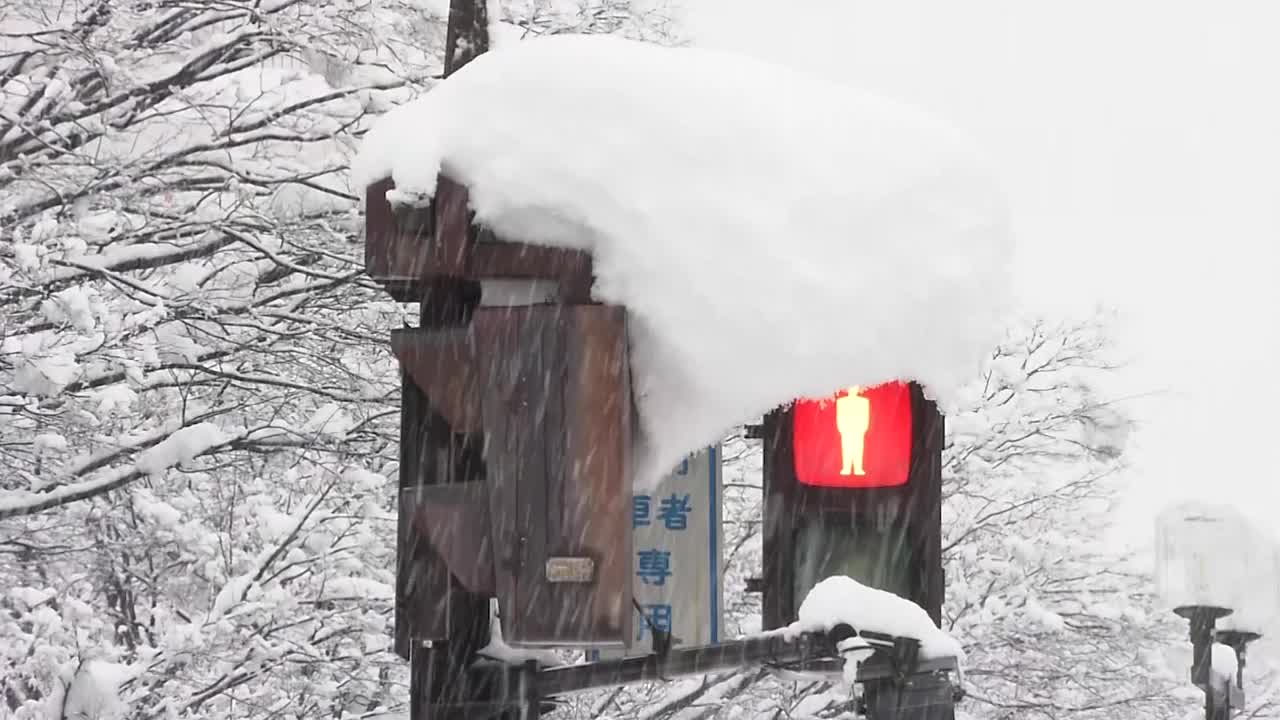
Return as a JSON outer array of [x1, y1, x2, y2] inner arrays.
[[2, 1, 1277, 718]]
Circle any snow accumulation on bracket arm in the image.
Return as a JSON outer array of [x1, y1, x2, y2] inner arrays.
[[364, 174, 595, 306]]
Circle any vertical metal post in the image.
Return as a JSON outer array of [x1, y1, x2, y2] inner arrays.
[[909, 386, 945, 627], [761, 406, 797, 631], [517, 661, 541, 720], [404, 430, 493, 718], [1173, 605, 1232, 720], [443, 0, 490, 75], [406, 2, 495, 717]]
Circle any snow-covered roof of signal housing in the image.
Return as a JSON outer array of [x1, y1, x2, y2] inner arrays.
[[356, 35, 1012, 488]]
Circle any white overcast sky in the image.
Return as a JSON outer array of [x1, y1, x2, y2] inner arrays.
[[680, 0, 1280, 542]]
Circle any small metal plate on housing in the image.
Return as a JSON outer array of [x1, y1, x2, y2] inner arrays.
[[546, 557, 595, 584]]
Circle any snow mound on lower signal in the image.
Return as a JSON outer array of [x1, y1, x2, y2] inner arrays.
[[356, 34, 1012, 488], [794, 575, 963, 661]]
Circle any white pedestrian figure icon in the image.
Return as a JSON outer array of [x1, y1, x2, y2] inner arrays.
[[836, 386, 871, 476]]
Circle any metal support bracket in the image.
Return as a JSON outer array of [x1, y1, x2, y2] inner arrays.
[[415, 629, 961, 717]]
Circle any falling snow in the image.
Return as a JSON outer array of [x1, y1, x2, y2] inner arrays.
[[4, 3, 1267, 718]]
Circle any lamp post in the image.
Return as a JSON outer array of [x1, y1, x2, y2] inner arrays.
[[1156, 503, 1280, 720], [1172, 605, 1257, 720], [1174, 605, 1231, 720]]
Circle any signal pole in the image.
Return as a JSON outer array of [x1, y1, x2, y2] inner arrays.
[[1175, 605, 1233, 720], [404, 3, 491, 719], [443, 0, 490, 74]]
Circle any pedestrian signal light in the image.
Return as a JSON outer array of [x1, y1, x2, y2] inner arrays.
[[791, 514, 917, 609], [792, 382, 913, 488]]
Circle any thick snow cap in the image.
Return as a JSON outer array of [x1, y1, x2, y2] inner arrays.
[[357, 35, 1012, 488], [1155, 500, 1280, 632]]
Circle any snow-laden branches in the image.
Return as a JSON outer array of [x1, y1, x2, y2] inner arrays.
[[936, 316, 1184, 719], [0, 3, 674, 718], [1, 0, 428, 527]]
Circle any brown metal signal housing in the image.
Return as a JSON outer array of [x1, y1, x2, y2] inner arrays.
[[392, 306, 633, 646], [368, 172, 634, 651]]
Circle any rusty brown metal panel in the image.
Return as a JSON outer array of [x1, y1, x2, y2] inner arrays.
[[475, 308, 528, 637], [443, 0, 488, 75], [471, 304, 635, 646], [365, 177, 439, 285], [397, 374, 456, 652], [364, 174, 470, 292], [395, 306, 633, 647], [430, 176, 472, 276], [510, 309, 557, 642], [760, 406, 796, 632], [407, 483, 496, 594], [364, 177, 396, 281], [366, 174, 598, 304], [541, 307, 569, 557], [550, 305, 633, 645], [470, 239, 595, 303], [397, 515, 450, 653], [397, 368, 497, 657], [391, 329, 482, 433]]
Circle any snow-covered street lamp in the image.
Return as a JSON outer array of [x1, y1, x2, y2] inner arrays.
[[1169, 605, 1246, 720], [1157, 503, 1278, 719]]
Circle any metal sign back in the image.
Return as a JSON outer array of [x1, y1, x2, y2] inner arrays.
[[391, 305, 634, 647]]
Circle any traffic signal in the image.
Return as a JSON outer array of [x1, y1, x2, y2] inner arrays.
[[760, 382, 945, 629], [392, 304, 635, 647], [366, 174, 636, 655]]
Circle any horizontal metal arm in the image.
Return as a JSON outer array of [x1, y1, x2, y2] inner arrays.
[[538, 630, 959, 696], [426, 629, 962, 719]]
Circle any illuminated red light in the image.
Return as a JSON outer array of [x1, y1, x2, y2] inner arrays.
[[792, 381, 913, 488]]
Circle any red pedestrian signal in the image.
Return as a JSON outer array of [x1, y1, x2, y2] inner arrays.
[[792, 381, 913, 488], [758, 382, 944, 629]]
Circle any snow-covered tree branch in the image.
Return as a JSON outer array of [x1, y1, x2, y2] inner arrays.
[[0, 1, 673, 717]]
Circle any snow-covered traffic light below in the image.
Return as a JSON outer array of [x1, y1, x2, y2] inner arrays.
[[759, 382, 944, 630]]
